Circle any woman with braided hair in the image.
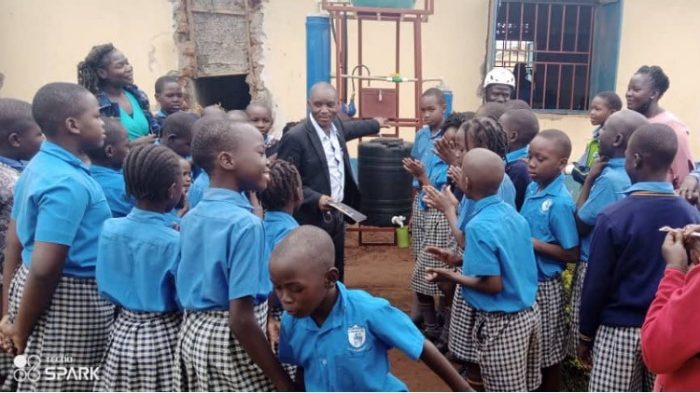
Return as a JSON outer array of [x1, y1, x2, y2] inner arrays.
[[626, 65, 693, 189], [78, 43, 159, 143]]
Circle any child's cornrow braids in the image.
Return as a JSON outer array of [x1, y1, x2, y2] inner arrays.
[[465, 117, 508, 159], [123, 144, 181, 202], [442, 112, 468, 132], [77, 43, 115, 94], [258, 159, 301, 211]]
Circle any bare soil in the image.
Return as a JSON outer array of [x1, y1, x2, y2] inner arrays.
[[344, 230, 450, 392]]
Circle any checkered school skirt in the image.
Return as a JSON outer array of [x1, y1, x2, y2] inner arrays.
[[535, 277, 567, 367], [174, 302, 276, 392], [271, 308, 297, 379], [448, 285, 478, 363], [473, 305, 542, 392], [95, 309, 182, 392], [0, 277, 10, 387], [567, 261, 588, 357], [410, 193, 426, 260], [589, 326, 655, 392], [410, 207, 452, 296], [3, 264, 114, 392]]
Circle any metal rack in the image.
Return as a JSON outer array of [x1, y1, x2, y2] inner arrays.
[[321, 0, 434, 245]]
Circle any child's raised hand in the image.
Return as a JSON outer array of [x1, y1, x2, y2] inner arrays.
[[661, 229, 689, 272], [402, 158, 425, 178], [425, 267, 454, 283], [423, 186, 447, 213], [587, 157, 608, 182], [434, 138, 458, 166], [448, 166, 466, 192], [425, 246, 461, 266], [441, 185, 459, 208]]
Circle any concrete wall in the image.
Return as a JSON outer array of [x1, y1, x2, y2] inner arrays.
[[0, 0, 178, 106], [2, 0, 699, 161]]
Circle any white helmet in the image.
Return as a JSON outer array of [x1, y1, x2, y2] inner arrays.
[[483, 67, 516, 88]]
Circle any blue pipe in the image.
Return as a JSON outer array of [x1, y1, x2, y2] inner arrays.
[[306, 15, 331, 102]]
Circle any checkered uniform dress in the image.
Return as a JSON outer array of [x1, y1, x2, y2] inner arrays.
[[271, 308, 297, 379], [535, 277, 567, 367], [448, 285, 478, 363], [410, 207, 452, 296], [473, 305, 542, 392], [567, 261, 588, 357], [174, 302, 276, 392], [95, 309, 182, 392], [589, 326, 655, 392], [4, 265, 114, 392], [410, 193, 426, 260]]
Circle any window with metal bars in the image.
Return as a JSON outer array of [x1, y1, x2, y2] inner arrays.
[[489, 0, 621, 112]]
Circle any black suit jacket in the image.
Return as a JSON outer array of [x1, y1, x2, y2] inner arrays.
[[277, 118, 380, 227]]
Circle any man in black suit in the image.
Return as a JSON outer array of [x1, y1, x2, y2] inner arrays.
[[277, 82, 383, 282]]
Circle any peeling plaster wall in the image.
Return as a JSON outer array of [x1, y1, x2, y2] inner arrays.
[[174, 0, 269, 110]]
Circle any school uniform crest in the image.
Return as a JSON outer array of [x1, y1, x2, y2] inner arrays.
[[348, 324, 366, 349], [540, 198, 553, 213]]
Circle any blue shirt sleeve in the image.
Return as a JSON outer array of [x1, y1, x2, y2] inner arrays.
[[228, 220, 264, 300], [578, 177, 616, 225], [188, 176, 206, 209], [368, 299, 425, 360], [579, 214, 615, 338], [35, 178, 89, 246], [278, 313, 297, 364], [464, 226, 501, 277], [549, 200, 579, 250]]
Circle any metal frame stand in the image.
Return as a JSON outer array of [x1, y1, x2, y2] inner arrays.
[[321, 0, 434, 246]]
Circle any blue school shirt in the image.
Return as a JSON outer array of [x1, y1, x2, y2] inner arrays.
[[410, 126, 442, 189], [457, 175, 516, 231], [188, 171, 209, 209], [417, 150, 449, 210], [89, 164, 133, 218], [11, 141, 111, 278], [263, 211, 299, 251], [279, 282, 424, 392], [163, 208, 181, 228], [505, 146, 531, 210], [461, 195, 538, 313], [579, 182, 700, 337], [177, 188, 271, 310], [577, 158, 630, 262], [520, 173, 579, 281], [96, 208, 180, 312]]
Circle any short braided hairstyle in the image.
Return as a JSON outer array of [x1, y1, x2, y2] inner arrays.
[[441, 112, 468, 132], [462, 116, 508, 159], [258, 159, 301, 211], [123, 143, 181, 202], [77, 43, 116, 94], [636, 65, 670, 98]]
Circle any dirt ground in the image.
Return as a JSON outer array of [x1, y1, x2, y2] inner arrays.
[[343, 230, 450, 392], [343, 230, 590, 392]]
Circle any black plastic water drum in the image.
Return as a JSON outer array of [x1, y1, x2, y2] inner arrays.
[[358, 138, 413, 227]]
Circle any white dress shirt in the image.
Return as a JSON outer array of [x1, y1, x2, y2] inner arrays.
[[310, 115, 345, 202]]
